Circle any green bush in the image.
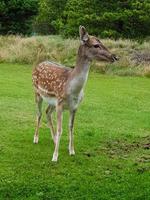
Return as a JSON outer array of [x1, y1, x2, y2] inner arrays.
[[1, 0, 150, 39], [34, 0, 150, 39], [0, 0, 38, 35], [33, 0, 68, 35]]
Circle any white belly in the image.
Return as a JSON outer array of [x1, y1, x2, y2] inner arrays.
[[41, 96, 57, 106]]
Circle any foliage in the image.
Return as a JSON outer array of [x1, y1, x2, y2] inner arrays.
[[0, 0, 150, 38], [0, 0, 38, 35], [0, 63, 150, 199], [35, 0, 150, 39], [33, 0, 68, 35]]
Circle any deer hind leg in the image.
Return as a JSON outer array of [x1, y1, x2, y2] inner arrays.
[[69, 110, 76, 155], [33, 93, 43, 144], [46, 105, 56, 144], [52, 103, 63, 162]]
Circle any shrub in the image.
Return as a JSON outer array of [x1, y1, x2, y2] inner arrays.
[[0, 0, 38, 35]]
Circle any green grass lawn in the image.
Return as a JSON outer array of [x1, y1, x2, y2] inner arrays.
[[0, 63, 150, 200]]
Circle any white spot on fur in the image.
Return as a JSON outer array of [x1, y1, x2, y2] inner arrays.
[[38, 86, 49, 94]]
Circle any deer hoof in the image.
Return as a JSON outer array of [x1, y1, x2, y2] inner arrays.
[[33, 135, 39, 144], [69, 150, 75, 156], [52, 156, 58, 162]]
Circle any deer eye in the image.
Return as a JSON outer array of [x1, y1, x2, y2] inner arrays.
[[93, 44, 99, 48]]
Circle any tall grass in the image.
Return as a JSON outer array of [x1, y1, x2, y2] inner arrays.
[[0, 35, 77, 66], [0, 35, 150, 76]]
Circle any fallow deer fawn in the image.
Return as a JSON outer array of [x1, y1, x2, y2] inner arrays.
[[32, 26, 118, 162]]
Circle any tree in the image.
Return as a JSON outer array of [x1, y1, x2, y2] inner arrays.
[[1, 0, 150, 38], [34, 0, 68, 34], [62, 0, 150, 39], [0, 0, 38, 35]]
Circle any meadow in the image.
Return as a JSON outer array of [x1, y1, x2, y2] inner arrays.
[[0, 35, 150, 76], [0, 63, 150, 200]]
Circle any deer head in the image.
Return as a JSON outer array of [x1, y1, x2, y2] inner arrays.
[[79, 25, 118, 62]]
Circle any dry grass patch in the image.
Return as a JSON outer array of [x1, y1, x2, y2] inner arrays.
[[0, 35, 150, 76]]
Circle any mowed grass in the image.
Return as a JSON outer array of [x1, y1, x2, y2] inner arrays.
[[0, 63, 150, 200]]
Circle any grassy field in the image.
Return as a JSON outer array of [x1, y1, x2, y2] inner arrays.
[[0, 63, 150, 200], [0, 35, 150, 77]]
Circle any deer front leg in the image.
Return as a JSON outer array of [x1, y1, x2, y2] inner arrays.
[[33, 93, 43, 144], [46, 105, 56, 144], [52, 103, 63, 162], [69, 110, 76, 155]]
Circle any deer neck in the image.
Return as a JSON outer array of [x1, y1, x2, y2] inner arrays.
[[68, 45, 91, 94]]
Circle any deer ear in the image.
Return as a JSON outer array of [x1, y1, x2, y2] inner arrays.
[[79, 25, 89, 44]]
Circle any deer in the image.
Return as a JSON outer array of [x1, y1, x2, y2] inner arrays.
[[32, 26, 118, 162]]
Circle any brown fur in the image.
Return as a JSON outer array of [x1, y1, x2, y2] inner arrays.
[[32, 26, 118, 162], [32, 61, 71, 101]]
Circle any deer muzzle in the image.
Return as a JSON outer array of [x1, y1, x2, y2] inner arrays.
[[111, 54, 119, 62]]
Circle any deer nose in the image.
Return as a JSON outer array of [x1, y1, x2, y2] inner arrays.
[[111, 54, 119, 62]]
